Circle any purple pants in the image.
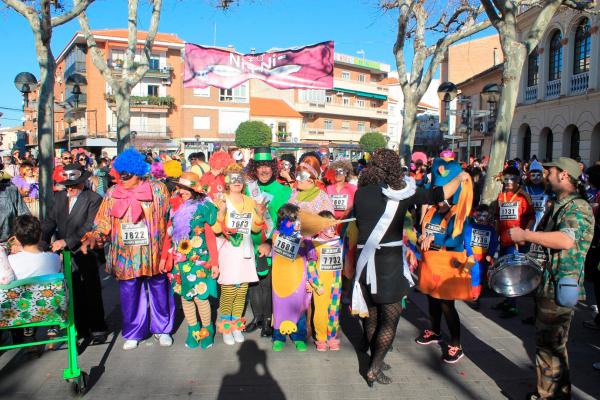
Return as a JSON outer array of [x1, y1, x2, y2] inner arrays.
[[119, 275, 175, 340]]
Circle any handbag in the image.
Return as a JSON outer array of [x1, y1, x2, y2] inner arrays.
[[418, 249, 476, 301]]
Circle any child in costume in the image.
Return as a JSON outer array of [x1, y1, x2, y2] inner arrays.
[[311, 210, 343, 351], [163, 172, 220, 349], [271, 203, 316, 352], [416, 154, 475, 364], [213, 164, 265, 345], [523, 160, 549, 231]]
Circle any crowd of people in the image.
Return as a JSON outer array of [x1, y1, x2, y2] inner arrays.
[[0, 144, 599, 399]]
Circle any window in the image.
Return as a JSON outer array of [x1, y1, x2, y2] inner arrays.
[[193, 116, 210, 130], [371, 101, 379, 108], [342, 97, 350, 106], [357, 99, 365, 108], [277, 122, 287, 132], [358, 74, 366, 82], [149, 56, 160, 71], [357, 122, 365, 132], [341, 120, 350, 130], [147, 85, 159, 97], [325, 95, 332, 104], [193, 87, 211, 97], [324, 120, 333, 130], [301, 89, 326, 104], [527, 49, 539, 87], [573, 18, 591, 75], [219, 83, 248, 103], [548, 31, 562, 82], [341, 71, 350, 80]]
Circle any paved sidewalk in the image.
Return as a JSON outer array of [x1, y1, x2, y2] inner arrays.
[[0, 275, 598, 400]]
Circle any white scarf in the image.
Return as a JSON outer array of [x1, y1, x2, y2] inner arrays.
[[352, 177, 416, 317]]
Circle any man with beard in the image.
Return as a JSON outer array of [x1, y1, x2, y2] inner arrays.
[[244, 147, 291, 336]]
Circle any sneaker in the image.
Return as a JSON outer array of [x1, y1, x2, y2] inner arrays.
[[443, 345, 464, 363], [154, 334, 173, 347], [583, 319, 600, 330], [272, 340, 285, 352], [232, 329, 245, 343], [327, 338, 340, 351], [223, 332, 235, 346], [415, 330, 442, 345], [122, 339, 139, 350], [294, 340, 308, 352], [315, 341, 327, 352]]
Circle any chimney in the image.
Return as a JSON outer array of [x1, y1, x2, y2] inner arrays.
[[493, 47, 499, 66]]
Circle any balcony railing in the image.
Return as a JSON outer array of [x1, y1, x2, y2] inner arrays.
[[105, 94, 175, 109], [545, 79, 561, 99], [524, 85, 537, 103], [295, 102, 388, 120], [64, 61, 86, 78], [570, 71, 589, 94], [108, 61, 173, 78]]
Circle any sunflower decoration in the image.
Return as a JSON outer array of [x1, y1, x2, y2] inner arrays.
[[178, 239, 193, 255], [190, 236, 203, 248]]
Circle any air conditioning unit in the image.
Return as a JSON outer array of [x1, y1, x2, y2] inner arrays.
[[292, 137, 299, 143]]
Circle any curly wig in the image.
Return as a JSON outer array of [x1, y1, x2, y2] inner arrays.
[[150, 162, 166, 179], [209, 151, 233, 170], [246, 158, 279, 181], [358, 148, 405, 190], [163, 159, 182, 179], [113, 148, 150, 177]]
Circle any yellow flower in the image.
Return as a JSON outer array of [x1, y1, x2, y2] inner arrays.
[[178, 240, 192, 255], [190, 236, 203, 248]]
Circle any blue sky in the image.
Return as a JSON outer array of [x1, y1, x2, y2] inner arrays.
[[0, 0, 493, 128]]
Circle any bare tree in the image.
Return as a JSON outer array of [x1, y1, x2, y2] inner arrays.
[[479, 0, 596, 204], [77, 0, 163, 153], [2, 0, 94, 219], [383, 0, 490, 163]]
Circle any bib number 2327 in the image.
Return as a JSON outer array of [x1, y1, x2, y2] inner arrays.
[[121, 222, 149, 246]]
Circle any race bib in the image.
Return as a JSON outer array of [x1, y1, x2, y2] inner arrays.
[[121, 221, 149, 246], [227, 212, 252, 235], [528, 243, 549, 264], [319, 246, 343, 271], [330, 194, 349, 211], [471, 229, 491, 249], [425, 223, 445, 236], [531, 195, 546, 213], [273, 235, 301, 260], [499, 202, 519, 221]]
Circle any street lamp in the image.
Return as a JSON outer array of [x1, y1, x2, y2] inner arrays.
[[14, 72, 38, 109], [64, 109, 74, 152], [131, 131, 137, 149], [457, 96, 473, 162], [437, 81, 458, 151], [66, 73, 87, 109], [481, 83, 501, 132], [195, 134, 200, 148]]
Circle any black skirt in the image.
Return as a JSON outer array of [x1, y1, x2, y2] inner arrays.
[[358, 246, 411, 304]]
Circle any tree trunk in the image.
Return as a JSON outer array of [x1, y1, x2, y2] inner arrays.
[[400, 98, 418, 163], [114, 90, 131, 153], [32, 29, 55, 220], [481, 35, 526, 204]]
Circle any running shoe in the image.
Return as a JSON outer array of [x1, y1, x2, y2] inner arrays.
[[443, 345, 464, 363], [415, 329, 442, 345]]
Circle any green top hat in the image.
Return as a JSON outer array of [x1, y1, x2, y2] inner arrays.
[[253, 147, 273, 161]]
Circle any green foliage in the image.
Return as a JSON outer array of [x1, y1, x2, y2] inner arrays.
[[359, 131, 387, 152], [235, 121, 273, 148]]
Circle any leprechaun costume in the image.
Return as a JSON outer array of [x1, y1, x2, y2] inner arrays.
[[245, 147, 291, 336]]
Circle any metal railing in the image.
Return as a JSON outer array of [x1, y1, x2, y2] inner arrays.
[[570, 71, 589, 94], [545, 79, 561, 99], [524, 85, 538, 103]]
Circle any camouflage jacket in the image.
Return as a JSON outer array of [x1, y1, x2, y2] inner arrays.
[[536, 193, 594, 300]]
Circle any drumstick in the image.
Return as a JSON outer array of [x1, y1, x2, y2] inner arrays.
[[337, 218, 356, 224]]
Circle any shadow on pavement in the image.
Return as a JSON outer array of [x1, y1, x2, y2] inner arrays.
[[216, 340, 285, 400], [339, 304, 371, 380]]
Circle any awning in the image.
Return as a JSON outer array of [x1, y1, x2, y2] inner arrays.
[[332, 87, 387, 100]]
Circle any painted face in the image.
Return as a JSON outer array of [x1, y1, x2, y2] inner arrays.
[[120, 173, 140, 189], [281, 160, 292, 171], [502, 174, 519, 191], [529, 171, 543, 184], [474, 211, 490, 225]]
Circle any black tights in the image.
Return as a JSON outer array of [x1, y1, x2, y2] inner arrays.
[[364, 301, 403, 373], [428, 296, 461, 346]]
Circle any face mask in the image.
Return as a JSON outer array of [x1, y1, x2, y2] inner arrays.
[[295, 170, 312, 182], [281, 161, 291, 170], [226, 173, 244, 185], [335, 168, 346, 176], [61, 169, 82, 182]]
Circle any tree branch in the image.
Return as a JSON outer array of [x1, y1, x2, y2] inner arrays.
[[1, 0, 38, 26], [481, 0, 501, 24], [52, 0, 95, 27], [132, 0, 163, 82], [77, 3, 114, 86]]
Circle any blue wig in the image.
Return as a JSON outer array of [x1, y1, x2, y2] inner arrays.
[[113, 148, 150, 177]]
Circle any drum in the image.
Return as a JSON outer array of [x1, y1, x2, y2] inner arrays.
[[488, 253, 543, 297]]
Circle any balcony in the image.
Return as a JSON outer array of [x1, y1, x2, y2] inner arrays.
[[295, 102, 388, 120], [545, 79, 561, 99], [303, 128, 366, 141], [108, 61, 173, 79], [570, 71, 589, 95], [105, 94, 175, 111], [524, 85, 537, 103], [64, 61, 86, 78], [333, 79, 388, 97], [108, 126, 171, 140]]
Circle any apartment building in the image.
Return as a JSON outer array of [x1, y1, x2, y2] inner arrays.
[[510, 6, 600, 166]]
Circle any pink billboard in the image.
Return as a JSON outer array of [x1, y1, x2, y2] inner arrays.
[[183, 41, 334, 90]]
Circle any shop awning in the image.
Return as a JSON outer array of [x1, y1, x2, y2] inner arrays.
[[332, 87, 387, 100]]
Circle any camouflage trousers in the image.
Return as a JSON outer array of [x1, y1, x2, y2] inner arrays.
[[534, 296, 574, 399]]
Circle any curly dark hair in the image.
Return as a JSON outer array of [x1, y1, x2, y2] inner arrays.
[[299, 151, 322, 166], [246, 158, 279, 181], [358, 149, 406, 190]]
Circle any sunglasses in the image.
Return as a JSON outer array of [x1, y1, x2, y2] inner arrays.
[[61, 170, 82, 181], [120, 172, 134, 181], [62, 157, 72, 160], [295, 170, 312, 182], [78, 158, 87, 162]]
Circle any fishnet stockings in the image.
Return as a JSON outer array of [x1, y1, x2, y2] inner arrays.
[[364, 302, 403, 374]]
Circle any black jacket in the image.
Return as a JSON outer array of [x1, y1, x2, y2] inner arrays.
[[42, 189, 101, 251]]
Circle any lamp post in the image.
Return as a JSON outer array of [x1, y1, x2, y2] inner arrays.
[[64, 110, 74, 152], [131, 131, 137, 149], [457, 97, 473, 162], [481, 83, 501, 130], [195, 134, 200, 149], [14, 72, 37, 108], [437, 81, 458, 151]]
